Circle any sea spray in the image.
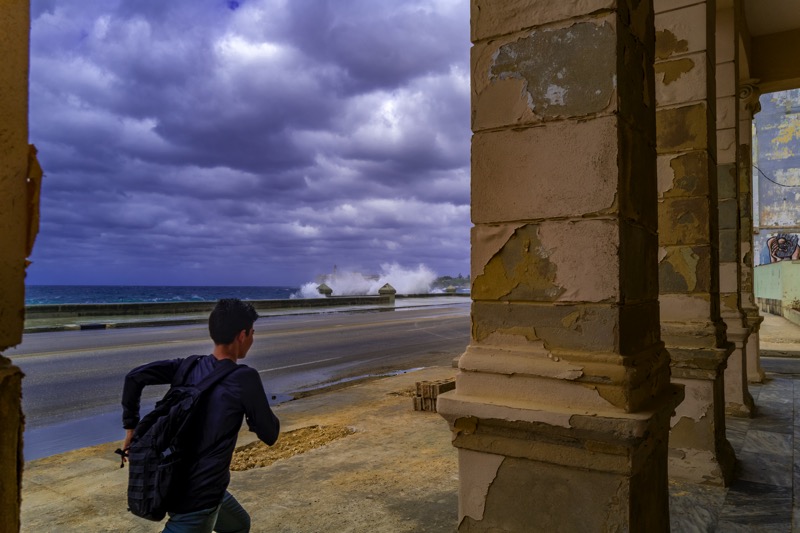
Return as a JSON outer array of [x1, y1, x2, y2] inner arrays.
[[293, 263, 437, 298]]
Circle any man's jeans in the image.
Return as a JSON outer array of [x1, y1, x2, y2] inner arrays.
[[162, 491, 251, 533]]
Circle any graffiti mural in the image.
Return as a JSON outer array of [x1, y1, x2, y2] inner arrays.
[[762, 233, 800, 263]]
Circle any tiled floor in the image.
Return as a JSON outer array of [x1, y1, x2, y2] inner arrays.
[[670, 357, 800, 532]]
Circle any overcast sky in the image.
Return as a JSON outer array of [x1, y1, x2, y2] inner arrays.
[[26, 0, 470, 287]]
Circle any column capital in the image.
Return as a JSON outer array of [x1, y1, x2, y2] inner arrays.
[[738, 79, 761, 114]]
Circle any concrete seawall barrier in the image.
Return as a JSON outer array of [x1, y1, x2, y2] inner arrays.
[[25, 295, 395, 319]]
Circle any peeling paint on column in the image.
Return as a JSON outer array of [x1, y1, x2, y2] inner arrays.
[[654, 58, 695, 85], [655, 29, 688, 60], [658, 197, 711, 245], [471, 224, 523, 281], [658, 152, 708, 197], [656, 103, 709, 152], [458, 449, 505, 524], [472, 225, 566, 301], [660, 248, 700, 291], [489, 22, 616, 118]]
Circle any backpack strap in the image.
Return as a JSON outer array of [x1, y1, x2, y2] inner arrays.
[[193, 359, 241, 393], [172, 355, 203, 387], [172, 355, 240, 392]]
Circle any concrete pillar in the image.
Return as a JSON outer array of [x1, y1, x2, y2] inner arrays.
[[438, 2, 682, 530], [716, 6, 754, 417], [317, 283, 333, 297], [378, 283, 396, 305], [0, 1, 33, 530], [654, 0, 736, 485], [738, 82, 766, 383]]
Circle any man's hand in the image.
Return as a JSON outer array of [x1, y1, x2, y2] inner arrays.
[[114, 429, 135, 467]]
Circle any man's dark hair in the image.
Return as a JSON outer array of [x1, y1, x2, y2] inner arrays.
[[208, 298, 259, 345]]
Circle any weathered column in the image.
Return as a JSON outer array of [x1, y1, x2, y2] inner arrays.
[[654, 0, 736, 485], [738, 82, 766, 383], [716, 6, 754, 417], [438, 1, 682, 530], [0, 1, 34, 531]]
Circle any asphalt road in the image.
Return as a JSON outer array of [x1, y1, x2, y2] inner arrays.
[[7, 304, 469, 459]]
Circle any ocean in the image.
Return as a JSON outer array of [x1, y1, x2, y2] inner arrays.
[[25, 285, 301, 305]]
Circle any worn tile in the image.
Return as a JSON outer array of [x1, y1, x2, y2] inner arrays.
[[725, 418, 748, 454], [718, 481, 792, 526], [735, 450, 793, 487], [668, 480, 725, 532], [716, 520, 791, 532], [749, 415, 794, 435], [741, 430, 793, 456]]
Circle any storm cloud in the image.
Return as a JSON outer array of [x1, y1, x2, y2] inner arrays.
[[27, 0, 470, 286]]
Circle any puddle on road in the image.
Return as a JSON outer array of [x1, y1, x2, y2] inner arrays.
[[289, 367, 425, 397], [24, 367, 426, 461]]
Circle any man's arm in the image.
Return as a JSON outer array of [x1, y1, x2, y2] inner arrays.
[[239, 368, 280, 445], [121, 358, 183, 430]]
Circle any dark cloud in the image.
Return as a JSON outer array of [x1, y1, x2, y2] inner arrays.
[[27, 0, 470, 287]]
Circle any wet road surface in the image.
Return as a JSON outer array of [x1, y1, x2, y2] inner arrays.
[[8, 304, 469, 459]]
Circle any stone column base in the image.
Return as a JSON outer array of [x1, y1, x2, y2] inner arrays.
[[745, 312, 765, 383], [723, 323, 755, 417], [669, 372, 736, 486], [439, 386, 683, 532]]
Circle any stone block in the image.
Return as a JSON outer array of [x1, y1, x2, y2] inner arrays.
[[655, 53, 707, 107], [658, 196, 712, 246], [716, 95, 736, 130], [472, 300, 619, 353], [472, 117, 619, 223], [656, 103, 710, 153], [618, 301, 663, 355], [719, 229, 738, 262], [717, 127, 736, 164], [716, 163, 737, 199], [657, 152, 710, 198], [715, 8, 736, 64], [472, 16, 618, 129], [470, 0, 616, 42], [471, 220, 620, 303], [716, 62, 735, 99], [617, 14, 655, 134], [717, 199, 739, 230], [655, 3, 708, 60], [719, 292, 739, 315], [618, 119, 658, 230], [619, 221, 660, 301], [660, 293, 713, 321], [658, 245, 712, 293], [719, 262, 739, 293]]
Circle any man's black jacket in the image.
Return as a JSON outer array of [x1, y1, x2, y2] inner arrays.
[[122, 354, 280, 513]]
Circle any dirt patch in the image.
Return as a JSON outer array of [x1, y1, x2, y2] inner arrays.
[[387, 387, 417, 397], [231, 424, 354, 471]]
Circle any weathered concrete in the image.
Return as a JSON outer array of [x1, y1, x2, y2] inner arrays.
[[739, 82, 766, 383], [441, 1, 681, 530], [716, 6, 754, 418], [655, 0, 736, 486]]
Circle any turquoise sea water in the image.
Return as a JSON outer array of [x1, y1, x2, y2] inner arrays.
[[25, 285, 301, 305]]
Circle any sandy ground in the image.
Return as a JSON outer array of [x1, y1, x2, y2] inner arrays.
[[21, 367, 459, 533]]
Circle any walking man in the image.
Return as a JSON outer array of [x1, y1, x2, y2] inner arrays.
[[121, 298, 280, 532]]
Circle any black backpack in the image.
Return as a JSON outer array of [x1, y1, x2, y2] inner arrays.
[[125, 355, 240, 521]]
